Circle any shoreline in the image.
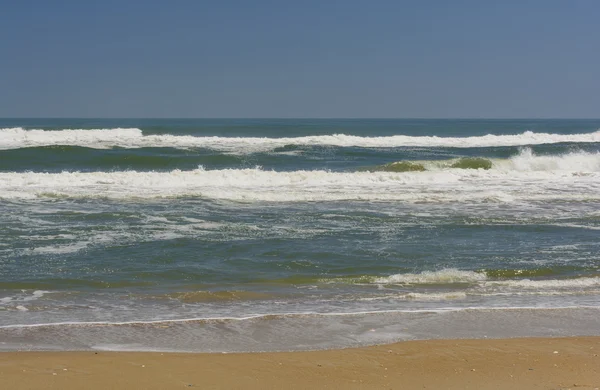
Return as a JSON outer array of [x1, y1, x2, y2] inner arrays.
[[3, 306, 599, 353], [1, 336, 599, 389]]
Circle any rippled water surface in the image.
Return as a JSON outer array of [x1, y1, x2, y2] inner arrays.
[[1, 119, 599, 351]]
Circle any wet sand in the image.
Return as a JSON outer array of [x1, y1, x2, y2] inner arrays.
[[1, 337, 599, 389]]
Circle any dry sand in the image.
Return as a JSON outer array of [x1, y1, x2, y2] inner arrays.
[[1, 337, 599, 389]]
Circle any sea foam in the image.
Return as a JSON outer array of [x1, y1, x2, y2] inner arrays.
[[381, 149, 600, 173], [0, 164, 598, 201], [503, 148, 600, 172], [374, 269, 487, 284], [2, 127, 600, 153], [371, 269, 600, 292]]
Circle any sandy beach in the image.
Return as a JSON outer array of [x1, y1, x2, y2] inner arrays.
[[0, 337, 598, 389]]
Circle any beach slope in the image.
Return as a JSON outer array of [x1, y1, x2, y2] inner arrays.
[[1, 337, 599, 389]]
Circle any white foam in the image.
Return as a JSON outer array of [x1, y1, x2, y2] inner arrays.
[[0, 290, 51, 305], [486, 277, 600, 289], [405, 292, 468, 300], [91, 344, 150, 352], [374, 269, 487, 284], [0, 128, 143, 150], [1, 167, 598, 202], [2, 128, 600, 153], [401, 149, 600, 173], [499, 148, 600, 172], [29, 242, 90, 255], [9, 218, 227, 258], [550, 223, 600, 231], [372, 270, 600, 292]]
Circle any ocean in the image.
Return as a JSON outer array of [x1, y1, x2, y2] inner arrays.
[[1, 118, 600, 352]]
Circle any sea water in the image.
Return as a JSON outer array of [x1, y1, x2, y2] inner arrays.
[[1, 118, 599, 352]]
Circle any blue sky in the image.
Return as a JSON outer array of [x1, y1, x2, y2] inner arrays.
[[1, 0, 598, 118]]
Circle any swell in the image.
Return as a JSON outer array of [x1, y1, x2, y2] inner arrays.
[[2, 127, 600, 153], [0, 145, 243, 172]]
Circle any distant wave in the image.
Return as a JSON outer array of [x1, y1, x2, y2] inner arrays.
[[2, 127, 600, 153]]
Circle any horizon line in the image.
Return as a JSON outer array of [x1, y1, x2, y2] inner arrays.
[[2, 117, 600, 121]]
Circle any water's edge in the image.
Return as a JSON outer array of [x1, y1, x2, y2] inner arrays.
[[2, 307, 598, 353]]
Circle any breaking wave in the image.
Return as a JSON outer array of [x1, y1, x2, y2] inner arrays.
[[1, 151, 599, 202], [1, 164, 598, 201], [2, 127, 600, 153], [373, 149, 600, 173], [371, 269, 600, 291], [502, 148, 600, 172], [374, 269, 486, 284]]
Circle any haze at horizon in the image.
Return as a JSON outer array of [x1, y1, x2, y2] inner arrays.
[[1, 0, 599, 118]]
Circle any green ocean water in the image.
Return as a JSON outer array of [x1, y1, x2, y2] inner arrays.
[[1, 119, 600, 352]]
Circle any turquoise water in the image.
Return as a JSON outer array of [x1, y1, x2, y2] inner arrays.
[[1, 119, 600, 352]]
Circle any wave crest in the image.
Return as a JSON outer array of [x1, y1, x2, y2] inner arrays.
[[503, 148, 600, 172], [374, 149, 600, 173], [2, 128, 600, 153], [374, 269, 487, 285], [1, 165, 598, 201]]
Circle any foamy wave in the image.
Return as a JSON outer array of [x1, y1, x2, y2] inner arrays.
[[1, 167, 598, 201], [382, 149, 600, 173], [405, 292, 468, 300], [374, 269, 487, 284], [372, 270, 600, 291], [487, 277, 600, 289], [500, 148, 600, 172], [2, 127, 600, 153], [0, 128, 144, 150]]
